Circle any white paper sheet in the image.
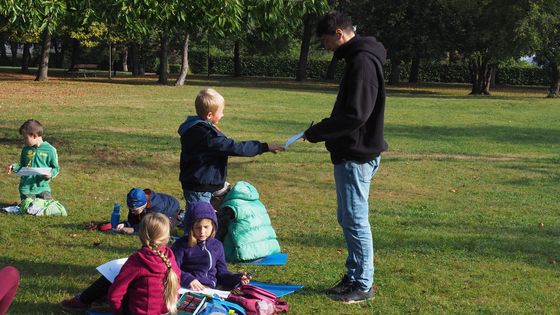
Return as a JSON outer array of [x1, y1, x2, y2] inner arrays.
[[16, 167, 52, 177], [178, 287, 231, 299], [1, 206, 21, 214], [97, 258, 231, 299], [96, 258, 128, 283], [283, 132, 304, 150]]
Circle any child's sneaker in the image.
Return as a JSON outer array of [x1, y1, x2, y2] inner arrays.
[[327, 283, 375, 304], [325, 274, 355, 295], [60, 296, 90, 311]]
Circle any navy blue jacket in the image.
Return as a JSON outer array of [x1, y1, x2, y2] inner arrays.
[[125, 189, 181, 231], [178, 116, 269, 192]]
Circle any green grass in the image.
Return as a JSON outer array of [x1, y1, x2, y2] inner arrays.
[[0, 71, 559, 314]]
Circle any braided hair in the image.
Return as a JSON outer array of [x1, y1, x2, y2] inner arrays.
[[139, 213, 179, 315]]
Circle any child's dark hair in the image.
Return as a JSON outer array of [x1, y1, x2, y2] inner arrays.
[[19, 119, 43, 136], [316, 11, 353, 37]]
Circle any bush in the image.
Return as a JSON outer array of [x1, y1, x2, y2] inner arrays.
[[187, 51, 548, 86]]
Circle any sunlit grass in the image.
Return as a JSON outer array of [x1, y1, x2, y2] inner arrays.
[[0, 71, 559, 314]]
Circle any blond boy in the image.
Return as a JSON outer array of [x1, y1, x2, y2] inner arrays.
[[177, 89, 282, 220]]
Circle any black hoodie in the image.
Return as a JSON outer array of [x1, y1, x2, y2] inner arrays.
[[304, 35, 388, 164]]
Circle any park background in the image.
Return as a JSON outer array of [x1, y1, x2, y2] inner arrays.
[[1, 0, 560, 314]]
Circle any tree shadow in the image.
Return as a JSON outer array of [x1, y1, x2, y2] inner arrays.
[[386, 124, 560, 146]]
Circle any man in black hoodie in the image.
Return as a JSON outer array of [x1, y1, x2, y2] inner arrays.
[[304, 11, 388, 303]]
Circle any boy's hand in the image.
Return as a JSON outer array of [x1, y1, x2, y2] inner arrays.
[[267, 144, 285, 154], [6, 164, 13, 174], [189, 279, 206, 291]]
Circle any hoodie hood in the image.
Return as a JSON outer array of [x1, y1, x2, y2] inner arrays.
[[222, 181, 259, 203], [135, 246, 173, 274], [178, 116, 209, 136], [184, 202, 218, 234], [334, 35, 387, 64]]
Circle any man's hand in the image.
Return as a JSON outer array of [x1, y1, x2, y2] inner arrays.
[[268, 144, 285, 154], [189, 279, 206, 291]]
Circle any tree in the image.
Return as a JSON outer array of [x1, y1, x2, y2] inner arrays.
[[517, 0, 560, 97], [290, 0, 329, 81], [446, 0, 529, 95]]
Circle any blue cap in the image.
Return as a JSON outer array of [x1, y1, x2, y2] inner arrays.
[[127, 188, 147, 208]]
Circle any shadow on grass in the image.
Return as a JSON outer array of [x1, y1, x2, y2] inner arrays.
[[387, 124, 560, 146], [380, 216, 560, 270]]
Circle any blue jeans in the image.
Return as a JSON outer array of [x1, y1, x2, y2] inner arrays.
[[334, 156, 380, 290], [182, 190, 212, 231]]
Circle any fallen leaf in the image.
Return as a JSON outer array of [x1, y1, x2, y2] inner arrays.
[[93, 242, 101, 247], [450, 189, 458, 193], [336, 249, 343, 254], [538, 222, 544, 228]]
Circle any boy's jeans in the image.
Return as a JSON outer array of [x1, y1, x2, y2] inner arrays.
[[182, 190, 212, 230], [334, 156, 380, 291]]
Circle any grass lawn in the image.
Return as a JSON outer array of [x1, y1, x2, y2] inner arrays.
[[0, 70, 559, 314]]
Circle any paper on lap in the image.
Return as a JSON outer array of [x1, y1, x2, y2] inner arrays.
[[96, 258, 230, 298], [16, 167, 52, 177]]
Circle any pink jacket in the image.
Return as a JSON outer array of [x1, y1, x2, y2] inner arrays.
[[108, 246, 180, 315]]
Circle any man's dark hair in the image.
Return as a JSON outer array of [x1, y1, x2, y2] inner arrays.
[[19, 119, 43, 136], [316, 11, 353, 37]]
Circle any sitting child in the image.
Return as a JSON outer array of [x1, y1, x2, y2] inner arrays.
[[215, 181, 281, 262], [172, 202, 250, 291], [61, 213, 180, 314], [116, 188, 182, 234]]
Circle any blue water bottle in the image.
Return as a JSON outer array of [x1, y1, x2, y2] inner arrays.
[[111, 203, 121, 229]]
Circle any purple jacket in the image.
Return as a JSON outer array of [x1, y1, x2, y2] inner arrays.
[[171, 202, 242, 289]]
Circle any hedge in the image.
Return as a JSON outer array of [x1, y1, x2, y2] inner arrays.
[[173, 51, 550, 86]]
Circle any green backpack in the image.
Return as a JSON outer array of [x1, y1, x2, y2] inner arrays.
[[22, 197, 68, 216]]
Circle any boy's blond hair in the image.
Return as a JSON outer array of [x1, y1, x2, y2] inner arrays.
[[138, 213, 179, 315], [195, 88, 224, 118]]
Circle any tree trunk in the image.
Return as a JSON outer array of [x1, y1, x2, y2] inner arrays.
[[409, 55, 420, 83], [70, 39, 80, 70], [138, 44, 145, 75], [0, 40, 7, 60], [131, 43, 140, 75], [233, 40, 241, 77], [468, 55, 491, 95], [546, 61, 560, 98], [489, 64, 496, 88], [21, 43, 31, 73], [175, 33, 190, 86], [52, 38, 63, 68], [296, 14, 314, 81], [389, 57, 402, 85], [10, 42, 18, 66], [158, 34, 169, 84], [326, 55, 338, 80], [121, 46, 128, 72], [35, 30, 51, 82]]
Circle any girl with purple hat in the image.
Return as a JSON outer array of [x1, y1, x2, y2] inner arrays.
[[172, 202, 250, 291]]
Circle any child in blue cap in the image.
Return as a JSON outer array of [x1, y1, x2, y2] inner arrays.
[[115, 188, 182, 234]]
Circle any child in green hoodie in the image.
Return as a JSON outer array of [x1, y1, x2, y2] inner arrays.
[[6, 119, 60, 201]]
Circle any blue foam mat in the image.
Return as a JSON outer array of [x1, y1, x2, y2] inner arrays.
[[250, 281, 304, 297], [239, 253, 288, 265], [87, 312, 111, 315]]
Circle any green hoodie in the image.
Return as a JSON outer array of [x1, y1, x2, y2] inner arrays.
[[12, 141, 59, 196], [220, 181, 281, 262]]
